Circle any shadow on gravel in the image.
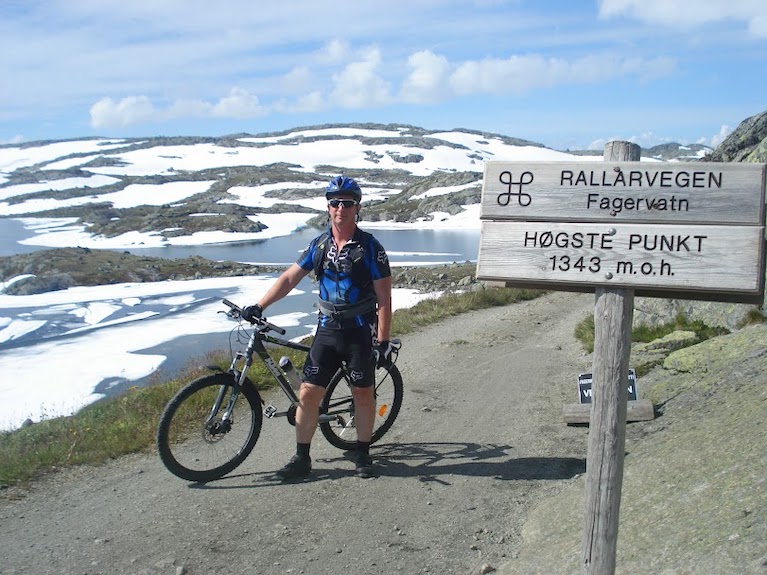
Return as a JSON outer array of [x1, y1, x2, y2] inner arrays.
[[183, 442, 585, 489], [373, 442, 585, 482], [184, 466, 354, 489]]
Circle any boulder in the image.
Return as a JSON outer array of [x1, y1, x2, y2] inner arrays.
[[703, 109, 767, 163]]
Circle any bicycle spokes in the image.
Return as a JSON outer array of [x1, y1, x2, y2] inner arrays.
[[157, 374, 263, 482], [319, 364, 403, 450]]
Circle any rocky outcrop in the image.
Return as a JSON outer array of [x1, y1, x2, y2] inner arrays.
[[633, 297, 762, 331], [703, 108, 767, 163], [630, 329, 700, 373], [498, 325, 767, 575], [0, 247, 276, 295]]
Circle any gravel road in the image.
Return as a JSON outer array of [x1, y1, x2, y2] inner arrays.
[[0, 291, 596, 575]]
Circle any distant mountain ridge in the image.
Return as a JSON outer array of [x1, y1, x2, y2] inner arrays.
[[0, 119, 755, 254], [0, 122, 711, 160], [0, 123, 581, 249]]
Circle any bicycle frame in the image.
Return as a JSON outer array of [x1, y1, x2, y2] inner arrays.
[[228, 321, 299, 399], [227, 320, 343, 424]]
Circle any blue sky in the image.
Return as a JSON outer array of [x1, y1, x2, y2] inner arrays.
[[1, 0, 765, 150]]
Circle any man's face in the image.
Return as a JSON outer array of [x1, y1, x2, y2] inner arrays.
[[327, 194, 360, 225]]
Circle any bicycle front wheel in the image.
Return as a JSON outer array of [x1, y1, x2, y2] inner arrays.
[[319, 363, 403, 451], [156, 373, 263, 482]]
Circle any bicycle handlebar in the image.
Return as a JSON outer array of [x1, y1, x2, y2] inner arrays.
[[221, 298, 287, 335]]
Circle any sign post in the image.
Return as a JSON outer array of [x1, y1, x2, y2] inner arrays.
[[476, 142, 766, 575], [582, 141, 638, 575]]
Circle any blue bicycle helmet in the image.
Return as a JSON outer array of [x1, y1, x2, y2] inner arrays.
[[326, 175, 362, 202]]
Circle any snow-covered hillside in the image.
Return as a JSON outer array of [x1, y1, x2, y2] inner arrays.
[[0, 124, 594, 249]]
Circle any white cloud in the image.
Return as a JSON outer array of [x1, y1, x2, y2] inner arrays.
[[400, 50, 452, 104], [598, 0, 767, 37], [588, 138, 610, 151], [330, 47, 391, 108], [86, 46, 678, 130], [449, 53, 675, 96], [166, 98, 213, 119], [318, 39, 351, 64], [451, 55, 546, 95], [211, 88, 267, 119], [710, 124, 732, 147], [274, 91, 327, 114], [279, 66, 315, 94], [90, 96, 157, 129], [90, 88, 267, 128]]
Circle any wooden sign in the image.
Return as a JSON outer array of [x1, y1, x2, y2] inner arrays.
[[477, 160, 767, 303], [481, 161, 765, 224], [478, 221, 764, 296]]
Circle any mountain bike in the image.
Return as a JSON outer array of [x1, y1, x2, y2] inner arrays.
[[156, 298, 403, 482]]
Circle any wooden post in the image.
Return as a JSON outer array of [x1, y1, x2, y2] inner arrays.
[[581, 141, 640, 574]]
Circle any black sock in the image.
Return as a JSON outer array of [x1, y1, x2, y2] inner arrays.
[[296, 443, 310, 460], [356, 440, 370, 456]]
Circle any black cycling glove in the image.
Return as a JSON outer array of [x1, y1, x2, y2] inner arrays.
[[374, 340, 395, 367], [242, 304, 263, 322]]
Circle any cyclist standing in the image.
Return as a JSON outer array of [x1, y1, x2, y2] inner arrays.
[[242, 175, 395, 480]]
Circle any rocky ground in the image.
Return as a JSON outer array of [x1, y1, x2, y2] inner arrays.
[[499, 322, 767, 575], [0, 291, 595, 575], [0, 247, 277, 295], [0, 246, 479, 295], [2, 289, 765, 574]]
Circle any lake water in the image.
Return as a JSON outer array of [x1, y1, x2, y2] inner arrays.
[[0, 218, 44, 256], [0, 218, 480, 266], [0, 217, 481, 406]]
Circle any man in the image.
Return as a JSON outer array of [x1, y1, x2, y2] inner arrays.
[[242, 175, 395, 480]]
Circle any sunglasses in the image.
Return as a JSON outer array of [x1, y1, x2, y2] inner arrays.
[[327, 199, 359, 208]]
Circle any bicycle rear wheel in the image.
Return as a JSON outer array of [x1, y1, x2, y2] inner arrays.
[[319, 363, 403, 451], [157, 373, 263, 482]]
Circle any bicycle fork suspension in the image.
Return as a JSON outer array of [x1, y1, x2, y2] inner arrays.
[[206, 350, 252, 429]]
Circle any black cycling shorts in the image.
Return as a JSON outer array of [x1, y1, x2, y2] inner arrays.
[[301, 323, 376, 388]]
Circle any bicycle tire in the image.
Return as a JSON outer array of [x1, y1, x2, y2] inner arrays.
[[319, 363, 403, 451], [157, 373, 263, 482]]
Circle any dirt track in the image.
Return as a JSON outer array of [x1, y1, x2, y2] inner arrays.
[[0, 291, 596, 575]]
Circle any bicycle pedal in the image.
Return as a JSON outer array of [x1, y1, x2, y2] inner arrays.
[[264, 405, 278, 418]]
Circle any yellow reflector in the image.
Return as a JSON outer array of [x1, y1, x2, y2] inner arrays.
[[378, 404, 388, 417]]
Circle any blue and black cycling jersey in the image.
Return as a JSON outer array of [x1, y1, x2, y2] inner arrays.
[[297, 227, 391, 329]]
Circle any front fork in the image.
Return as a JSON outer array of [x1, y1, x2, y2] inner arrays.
[[204, 350, 252, 430]]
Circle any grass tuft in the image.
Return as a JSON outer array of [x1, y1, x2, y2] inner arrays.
[[391, 287, 543, 335], [573, 311, 730, 355], [737, 308, 767, 328]]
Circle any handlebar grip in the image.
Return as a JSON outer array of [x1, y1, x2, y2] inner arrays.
[[221, 298, 286, 334], [265, 321, 286, 335]]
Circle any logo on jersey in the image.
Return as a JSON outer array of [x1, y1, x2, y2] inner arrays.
[[377, 250, 388, 264]]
